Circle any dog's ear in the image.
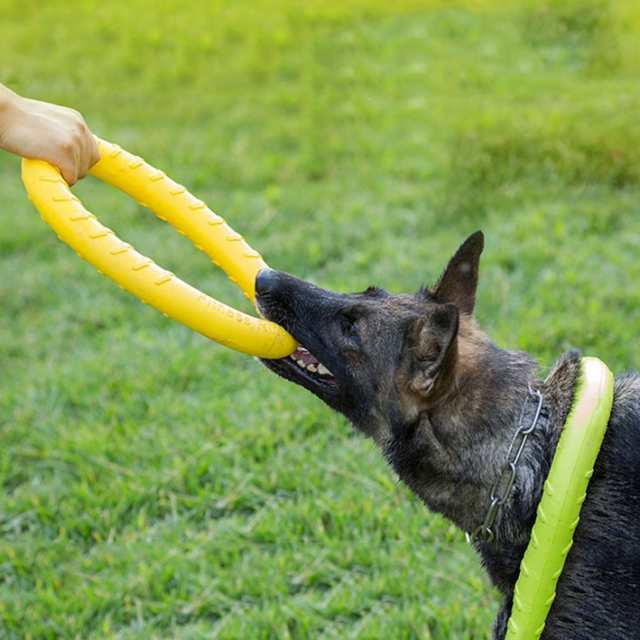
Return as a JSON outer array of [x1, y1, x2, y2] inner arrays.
[[409, 303, 459, 397], [432, 231, 484, 315]]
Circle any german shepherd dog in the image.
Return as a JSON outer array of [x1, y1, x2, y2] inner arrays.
[[255, 231, 640, 639]]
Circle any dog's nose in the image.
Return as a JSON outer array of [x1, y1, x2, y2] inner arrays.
[[255, 268, 281, 296]]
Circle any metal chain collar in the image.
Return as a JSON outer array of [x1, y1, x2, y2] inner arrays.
[[469, 385, 544, 544]]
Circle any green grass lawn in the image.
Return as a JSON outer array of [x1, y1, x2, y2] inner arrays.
[[2, 1, 640, 637]]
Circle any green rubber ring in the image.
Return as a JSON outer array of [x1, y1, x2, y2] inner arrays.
[[506, 357, 614, 640]]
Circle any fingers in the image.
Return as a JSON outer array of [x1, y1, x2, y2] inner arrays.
[[60, 165, 78, 186], [58, 142, 79, 185], [88, 134, 100, 167], [75, 127, 91, 182], [75, 121, 100, 181], [61, 119, 99, 185]]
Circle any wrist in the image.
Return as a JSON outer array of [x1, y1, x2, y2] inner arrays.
[[0, 85, 20, 142]]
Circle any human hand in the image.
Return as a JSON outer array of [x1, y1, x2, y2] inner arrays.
[[0, 86, 100, 185]]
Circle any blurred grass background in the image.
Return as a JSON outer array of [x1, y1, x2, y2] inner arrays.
[[1, 0, 640, 638]]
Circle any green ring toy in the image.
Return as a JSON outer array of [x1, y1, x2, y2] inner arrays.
[[506, 356, 614, 639]]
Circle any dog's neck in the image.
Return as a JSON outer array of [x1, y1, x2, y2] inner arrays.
[[474, 349, 580, 595], [416, 344, 581, 594]]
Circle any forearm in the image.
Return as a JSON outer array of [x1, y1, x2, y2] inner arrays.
[[0, 83, 33, 149], [0, 83, 19, 138], [0, 82, 16, 108]]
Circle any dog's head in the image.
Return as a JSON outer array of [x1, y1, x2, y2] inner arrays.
[[255, 231, 487, 441]]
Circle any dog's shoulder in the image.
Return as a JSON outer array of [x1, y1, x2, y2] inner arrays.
[[584, 371, 640, 520], [613, 372, 640, 419], [605, 371, 640, 468], [546, 371, 640, 639]]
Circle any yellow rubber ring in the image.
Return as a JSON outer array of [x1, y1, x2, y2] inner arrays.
[[21, 137, 297, 359]]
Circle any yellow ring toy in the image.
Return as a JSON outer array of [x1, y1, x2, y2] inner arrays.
[[21, 137, 297, 359]]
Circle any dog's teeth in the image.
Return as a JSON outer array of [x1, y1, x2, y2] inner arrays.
[[307, 363, 318, 373], [317, 364, 331, 376], [299, 347, 309, 353], [296, 359, 306, 368]]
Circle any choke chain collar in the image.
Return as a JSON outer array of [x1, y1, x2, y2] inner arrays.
[[470, 385, 544, 544]]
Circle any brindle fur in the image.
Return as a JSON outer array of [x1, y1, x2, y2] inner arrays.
[[255, 231, 640, 639]]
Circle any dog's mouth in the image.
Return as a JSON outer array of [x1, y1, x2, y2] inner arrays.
[[262, 342, 339, 404], [260, 340, 339, 399], [256, 295, 342, 406], [283, 345, 336, 383]]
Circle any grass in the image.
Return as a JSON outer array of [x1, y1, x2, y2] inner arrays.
[[1, 0, 640, 637]]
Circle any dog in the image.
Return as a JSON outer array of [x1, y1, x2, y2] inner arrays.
[[255, 231, 640, 639]]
